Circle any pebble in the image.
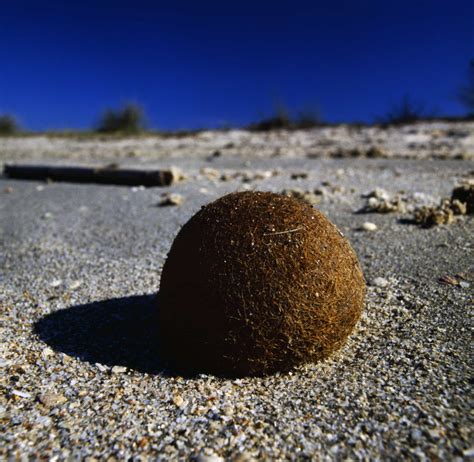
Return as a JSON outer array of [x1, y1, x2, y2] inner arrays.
[[200, 167, 221, 180], [196, 454, 225, 462], [111, 365, 127, 374], [372, 277, 389, 288], [463, 448, 474, 457], [11, 390, 32, 399], [172, 394, 184, 408], [361, 222, 377, 231], [234, 452, 258, 462], [42, 347, 54, 358], [411, 429, 422, 441], [290, 172, 309, 180], [95, 363, 108, 372], [69, 280, 82, 290], [159, 193, 184, 206], [38, 392, 67, 407], [49, 279, 62, 288], [222, 405, 234, 416]]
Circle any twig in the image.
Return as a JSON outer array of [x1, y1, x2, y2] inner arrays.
[[264, 226, 304, 236], [3, 164, 181, 187]]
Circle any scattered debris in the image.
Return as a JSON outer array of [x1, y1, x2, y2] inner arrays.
[[240, 170, 274, 183], [158, 193, 184, 207], [290, 172, 309, 180], [366, 146, 387, 158], [438, 273, 472, 288], [281, 188, 322, 206], [451, 183, 473, 214], [330, 146, 387, 158], [412, 198, 466, 227], [359, 189, 407, 213], [200, 167, 278, 183]]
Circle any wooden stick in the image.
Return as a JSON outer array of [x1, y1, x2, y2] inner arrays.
[[3, 164, 182, 187]]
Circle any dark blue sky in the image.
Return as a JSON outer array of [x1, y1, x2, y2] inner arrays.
[[0, 0, 473, 130]]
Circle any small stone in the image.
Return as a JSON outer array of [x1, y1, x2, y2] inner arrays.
[[222, 405, 234, 416], [291, 172, 308, 180], [4, 186, 13, 193], [366, 146, 386, 158], [43, 212, 53, 219], [96, 363, 108, 372], [233, 452, 258, 462], [35, 415, 52, 426], [111, 365, 127, 374], [196, 454, 224, 462], [50, 279, 62, 288], [172, 394, 184, 408], [372, 277, 389, 288], [159, 193, 184, 206], [427, 428, 441, 439], [463, 448, 474, 457], [450, 199, 467, 215], [459, 281, 470, 289], [0, 359, 11, 367], [200, 167, 221, 180], [36, 185, 45, 191], [38, 392, 67, 407], [167, 166, 186, 184], [410, 429, 422, 441], [451, 184, 474, 214], [11, 389, 31, 399], [42, 347, 54, 358], [281, 188, 321, 206], [361, 222, 377, 232], [68, 280, 82, 290]]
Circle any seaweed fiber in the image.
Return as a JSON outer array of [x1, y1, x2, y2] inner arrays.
[[158, 191, 366, 376]]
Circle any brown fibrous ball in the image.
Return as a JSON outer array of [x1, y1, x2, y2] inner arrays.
[[158, 191, 366, 376]]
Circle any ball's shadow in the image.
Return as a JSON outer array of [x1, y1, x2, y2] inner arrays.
[[34, 294, 173, 375]]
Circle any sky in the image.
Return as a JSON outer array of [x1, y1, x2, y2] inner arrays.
[[0, 0, 473, 131]]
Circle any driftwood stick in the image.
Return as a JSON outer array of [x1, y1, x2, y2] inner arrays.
[[3, 164, 182, 187]]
